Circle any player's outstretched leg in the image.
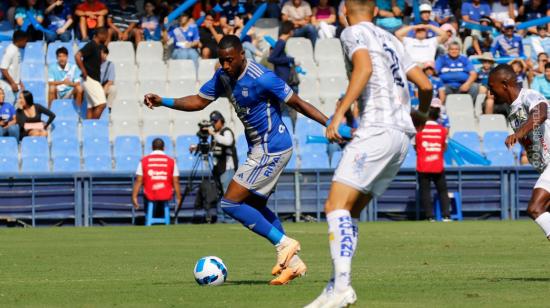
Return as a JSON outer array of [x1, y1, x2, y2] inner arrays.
[[258, 206, 307, 285], [527, 188, 550, 239]]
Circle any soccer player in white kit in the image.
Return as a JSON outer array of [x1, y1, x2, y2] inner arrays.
[[489, 64, 550, 240], [305, 0, 433, 307]]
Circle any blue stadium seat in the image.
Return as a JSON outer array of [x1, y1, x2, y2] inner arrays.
[[47, 42, 74, 64], [177, 153, 195, 171], [295, 117, 325, 144], [114, 136, 142, 158], [24, 81, 47, 105], [487, 150, 516, 166], [21, 136, 49, 159], [0, 137, 18, 158], [115, 155, 141, 172], [51, 137, 80, 159], [53, 156, 81, 172], [285, 152, 297, 170], [282, 116, 294, 135], [83, 137, 111, 157], [483, 131, 508, 153], [51, 99, 79, 121], [300, 152, 330, 169], [452, 131, 482, 154], [84, 155, 112, 171], [20, 62, 45, 82], [0, 156, 18, 172], [331, 150, 342, 168], [402, 149, 417, 169], [82, 119, 109, 140], [21, 156, 50, 172], [51, 119, 78, 141], [236, 134, 248, 156], [144, 135, 174, 156], [175, 135, 197, 157], [22, 41, 45, 64], [300, 143, 327, 155], [99, 106, 110, 122]]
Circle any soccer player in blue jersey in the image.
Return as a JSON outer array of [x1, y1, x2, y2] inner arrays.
[[144, 35, 328, 285]]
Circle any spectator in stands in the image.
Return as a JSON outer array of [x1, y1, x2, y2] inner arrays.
[[311, 0, 336, 39], [0, 88, 19, 140], [476, 52, 495, 92], [490, 0, 517, 29], [411, 4, 440, 38], [99, 45, 116, 111], [468, 15, 494, 56], [48, 47, 83, 109], [510, 58, 528, 86], [461, 0, 492, 23], [106, 0, 140, 46], [15, 90, 56, 140], [522, 0, 549, 34], [440, 23, 461, 51], [281, 0, 317, 46], [265, 0, 282, 19], [14, 0, 45, 41], [44, 0, 73, 43], [337, 0, 348, 30], [75, 0, 108, 41], [75, 27, 108, 120], [192, 0, 214, 21], [0, 31, 28, 105], [132, 138, 182, 220], [491, 19, 524, 58], [432, 0, 453, 25], [139, 1, 161, 42], [375, 0, 405, 33], [530, 25, 550, 63], [165, 13, 200, 69], [415, 98, 451, 222], [220, 0, 249, 33], [5, 1, 18, 26], [531, 52, 549, 79], [436, 42, 479, 100], [531, 63, 550, 99], [199, 12, 223, 59], [231, 15, 263, 60], [422, 61, 446, 103], [395, 24, 448, 64]]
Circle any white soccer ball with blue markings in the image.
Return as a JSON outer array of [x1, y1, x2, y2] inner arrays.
[[193, 256, 228, 286]]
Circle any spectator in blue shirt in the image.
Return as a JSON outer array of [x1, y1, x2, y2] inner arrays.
[[433, 0, 453, 25], [165, 13, 200, 69], [531, 63, 550, 99], [0, 88, 19, 140], [44, 0, 73, 43], [409, 4, 440, 39], [375, 0, 406, 33], [220, 0, 249, 33], [461, 0, 492, 23], [436, 42, 480, 100], [491, 19, 525, 58], [530, 25, 550, 62], [48, 47, 83, 108], [14, 0, 45, 41], [423, 61, 446, 103], [139, 1, 161, 41], [522, 0, 549, 34]]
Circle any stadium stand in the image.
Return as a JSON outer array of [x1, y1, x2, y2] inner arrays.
[[53, 156, 81, 172]]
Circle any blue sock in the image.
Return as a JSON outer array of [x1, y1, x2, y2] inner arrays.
[[221, 199, 284, 245], [258, 206, 285, 234]]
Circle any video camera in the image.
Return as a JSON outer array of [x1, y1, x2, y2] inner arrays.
[[195, 119, 212, 156]]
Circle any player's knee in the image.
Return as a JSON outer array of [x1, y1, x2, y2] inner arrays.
[[527, 202, 546, 219]]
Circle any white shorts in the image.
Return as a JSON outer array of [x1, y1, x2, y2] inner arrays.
[[233, 147, 292, 198], [333, 126, 412, 197], [82, 77, 106, 109], [535, 167, 550, 193]]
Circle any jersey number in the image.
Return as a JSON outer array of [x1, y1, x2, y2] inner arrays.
[[383, 43, 405, 88]]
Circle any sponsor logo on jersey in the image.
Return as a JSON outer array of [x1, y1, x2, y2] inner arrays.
[[242, 87, 249, 97]]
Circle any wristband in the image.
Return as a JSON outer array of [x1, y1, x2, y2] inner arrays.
[[161, 97, 175, 108]]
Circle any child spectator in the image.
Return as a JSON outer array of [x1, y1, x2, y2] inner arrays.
[[166, 13, 200, 69], [15, 90, 56, 140], [510, 59, 528, 87], [75, 0, 108, 41], [106, 0, 140, 45], [48, 47, 83, 108], [44, 0, 74, 43], [140, 1, 161, 41], [476, 52, 495, 91], [14, 0, 45, 41], [423, 61, 446, 103], [311, 0, 337, 39], [492, 19, 524, 58]]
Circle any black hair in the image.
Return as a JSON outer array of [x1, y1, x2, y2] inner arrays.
[[56, 47, 69, 56], [489, 64, 517, 84], [218, 35, 243, 51], [99, 45, 109, 54], [12, 30, 28, 43], [545, 63, 550, 70], [144, 0, 156, 8], [280, 21, 294, 36], [152, 138, 165, 150], [429, 107, 440, 121], [538, 52, 548, 60], [21, 90, 34, 106], [210, 110, 225, 124]]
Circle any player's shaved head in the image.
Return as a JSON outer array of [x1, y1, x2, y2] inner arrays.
[[489, 64, 517, 86], [488, 64, 520, 105], [218, 35, 243, 52], [218, 35, 246, 79], [344, 0, 377, 24]]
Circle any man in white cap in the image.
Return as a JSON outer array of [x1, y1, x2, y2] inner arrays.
[[413, 3, 440, 38], [491, 18, 524, 58]]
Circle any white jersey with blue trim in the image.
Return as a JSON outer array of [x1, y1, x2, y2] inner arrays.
[[199, 61, 294, 153], [340, 21, 416, 135]]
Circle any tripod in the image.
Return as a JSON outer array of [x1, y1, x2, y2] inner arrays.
[[174, 144, 221, 223]]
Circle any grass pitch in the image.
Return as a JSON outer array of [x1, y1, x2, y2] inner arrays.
[[1, 221, 550, 307]]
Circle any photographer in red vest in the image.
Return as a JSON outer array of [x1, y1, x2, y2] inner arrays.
[[415, 98, 451, 222], [132, 138, 182, 216]]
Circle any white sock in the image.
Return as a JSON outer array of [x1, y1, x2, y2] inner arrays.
[[327, 209, 354, 292], [535, 212, 550, 238], [326, 218, 358, 291]]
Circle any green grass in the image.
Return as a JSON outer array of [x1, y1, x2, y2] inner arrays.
[[1, 221, 550, 307]]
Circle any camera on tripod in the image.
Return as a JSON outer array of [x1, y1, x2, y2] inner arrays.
[[195, 119, 212, 156]]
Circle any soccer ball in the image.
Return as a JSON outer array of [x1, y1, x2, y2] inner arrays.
[[193, 256, 228, 286]]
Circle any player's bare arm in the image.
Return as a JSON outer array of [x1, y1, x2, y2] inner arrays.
[[506, 102, 548, 148], [327, 49, 372, 142], [144, 93, 212, 111], [286, 94, 329, 127]]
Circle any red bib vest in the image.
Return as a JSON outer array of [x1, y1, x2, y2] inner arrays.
[[142, 153, 175, 201], [415, 122, 447, 173]]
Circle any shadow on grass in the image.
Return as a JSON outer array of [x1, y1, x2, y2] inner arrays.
[[224, 280, 268, 285], [478, 277, 550, 282]]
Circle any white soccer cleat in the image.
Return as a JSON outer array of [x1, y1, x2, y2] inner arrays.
[[319, 287, 357, 308], [304, 279, 334, 308]]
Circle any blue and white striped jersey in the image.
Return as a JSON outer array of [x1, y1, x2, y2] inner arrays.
[[199, 61, 294, 153]]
